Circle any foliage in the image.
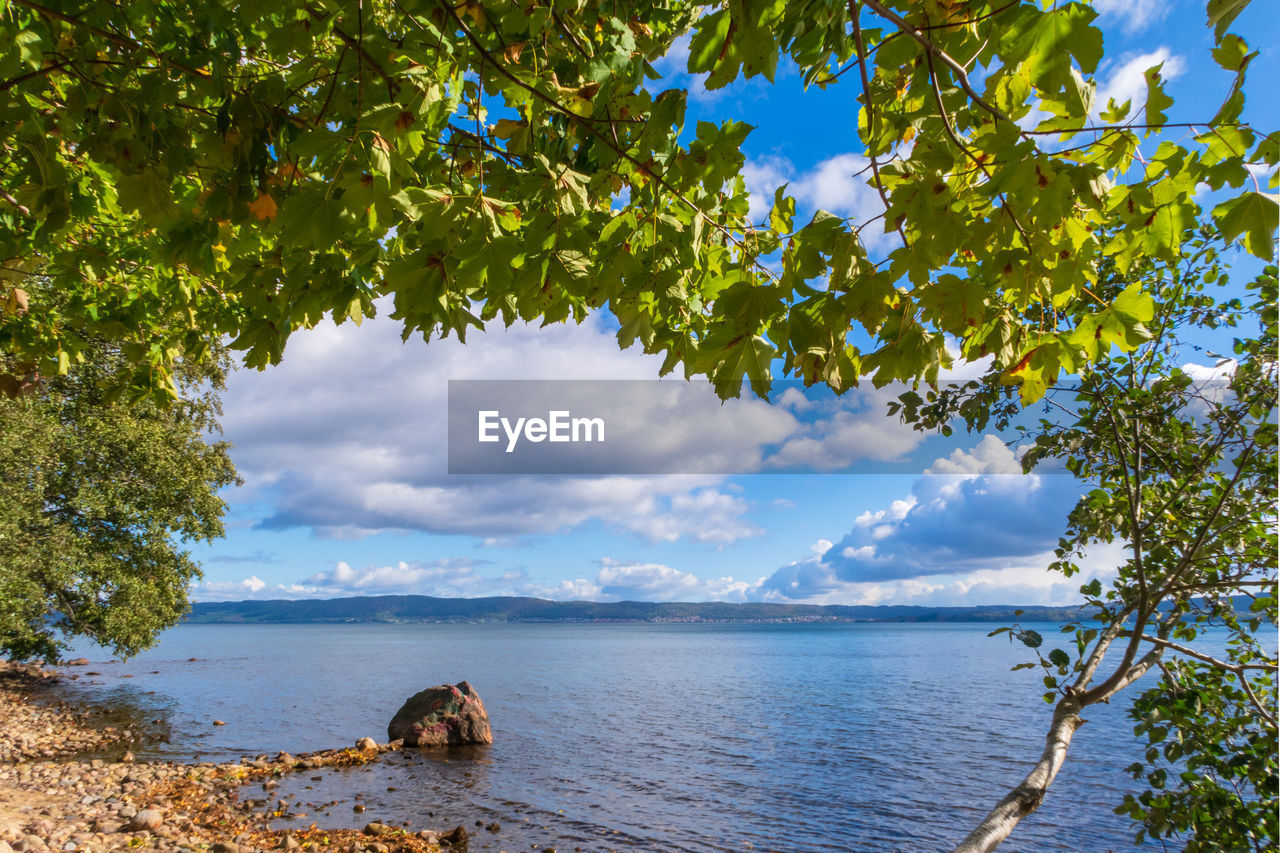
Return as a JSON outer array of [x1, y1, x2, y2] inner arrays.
[[918, 234, 1277, 851], [1120, 649, 1277, 851], [0, 318, 239, 662], [0, 0, 1275, 402]]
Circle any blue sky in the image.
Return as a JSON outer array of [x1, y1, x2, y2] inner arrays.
[[188, 1, 1277, 607]]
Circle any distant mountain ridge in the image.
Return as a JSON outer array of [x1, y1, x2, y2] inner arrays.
[[185, 595, 1088, 624]]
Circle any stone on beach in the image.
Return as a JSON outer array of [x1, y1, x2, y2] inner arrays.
[[387, 682, 492, 747], [127, 809, 162, 831]]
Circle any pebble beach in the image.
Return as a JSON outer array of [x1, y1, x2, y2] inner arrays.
[[0, 662, 474, 853]]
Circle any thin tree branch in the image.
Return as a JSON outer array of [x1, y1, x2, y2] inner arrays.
[[0, 189, 31, 217], [0, 59, 70, 93], [922, 43, 1030, 246], [1134, 635, 1276, 673], [848, 0, 905, 246], [305, 5, 398, 98], [434, 0, 779, 283], [862, 0, 1021, 134], [11, 0, 210, 81]]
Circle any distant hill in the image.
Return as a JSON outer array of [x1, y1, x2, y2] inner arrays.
[[185, 595, 1088, 624]]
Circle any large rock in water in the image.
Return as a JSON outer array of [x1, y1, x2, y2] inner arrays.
[[388, 681, 492, 747]]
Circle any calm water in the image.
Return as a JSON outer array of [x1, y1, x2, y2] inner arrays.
[[62, 622, 1158, 852]]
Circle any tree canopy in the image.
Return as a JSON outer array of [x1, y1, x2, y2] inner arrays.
[[1, 0, 1275, 401], [0, 327, 238, 662]]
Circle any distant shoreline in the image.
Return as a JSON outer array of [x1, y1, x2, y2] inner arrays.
[[185, 594, 1090, 625]]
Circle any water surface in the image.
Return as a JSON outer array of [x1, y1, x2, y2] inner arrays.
[[65, 622, 1155, 852]]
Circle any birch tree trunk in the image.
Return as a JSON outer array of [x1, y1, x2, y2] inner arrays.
[[951, 700, 1083, 853]]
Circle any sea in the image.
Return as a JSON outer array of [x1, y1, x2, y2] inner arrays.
[[59, 621, 1164, 852]]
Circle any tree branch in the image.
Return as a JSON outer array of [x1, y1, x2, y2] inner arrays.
[[0, 59, 70, 94], [305, 5, 398, 98], [11, 0, 210, 81], [847, 0, 904, 246], [434, 0, 778, 283], [0, 189, 31, 217], [861, 0, 1020, 134], [922, 42, 1029, 246]]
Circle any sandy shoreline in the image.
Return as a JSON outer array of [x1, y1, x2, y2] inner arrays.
[[0, 662, 473, 853]]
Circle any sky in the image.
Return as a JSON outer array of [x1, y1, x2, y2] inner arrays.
[[187, 1, 1278, 608]]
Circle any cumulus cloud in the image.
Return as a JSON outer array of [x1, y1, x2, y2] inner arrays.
[[192, 575, 317, 602], [527, 558, 762, 603], [219, 308, 775, 545], [301, 558, 521, 597], [925, 434, 1024, 476], [219, 306, 944, 542], [757, 437, 1101, 602], [742, 153, 892, 249], [1182, 359, 1236, 382], [1095, 48, 1186, 118], [756, 556, 1114, 608], [765, 386, 925, 471], [196, 555, 768, 605]]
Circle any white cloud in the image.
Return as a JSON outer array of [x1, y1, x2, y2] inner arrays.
[[1095, 48, 1186, 118], [743, 156, 793, 223], [193, 558, 530, 601], [743, 153, 893, 250], [758, 437, 1094, 600], [302, 558, 508, 596], [1093, 0, 1168, 33], [192, 576, 319, 602], [764, 386, 925, 471], [220, 308, 775, 545], [793, 153, 883, 224], [924, 434, 1024, 476], [527, 558, 762, 603], [220, 304, 941, 542], [853, 496, 917, 528], [527, 577, 605, 602], [755, 542, 1124, 608], [623, 489, 761, 545], [1181, 359, 1236, 382]]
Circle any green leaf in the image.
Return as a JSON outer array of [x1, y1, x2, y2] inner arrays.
[[1017, 3, 1103, 91], [687, 10, 732, 76], [1206, 0, 1251, 42], [1144, 63, 1174, 126], [1213, 191, 1280, 261], [1112, 284, 1155, 324], [769, 185, 795, 234], [1211, 33, 1251, 72]]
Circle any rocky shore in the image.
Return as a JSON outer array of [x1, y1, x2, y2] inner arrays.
[[0, 662, 474, 853]]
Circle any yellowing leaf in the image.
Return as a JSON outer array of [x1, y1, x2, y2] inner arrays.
[[248, 192, 278, 221]]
